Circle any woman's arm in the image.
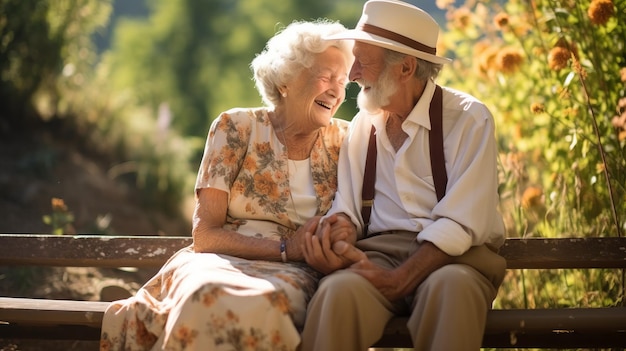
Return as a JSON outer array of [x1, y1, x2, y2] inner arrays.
[[192, 187, 315, 261], [191, 188, 280, 260]]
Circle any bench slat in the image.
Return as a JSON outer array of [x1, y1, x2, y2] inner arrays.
[[500, 237, 626, 269], [1, 234, 625, 269], [0, 234, 191, 268], [0, 297, 108, 327], [2, 297, 625, 348]]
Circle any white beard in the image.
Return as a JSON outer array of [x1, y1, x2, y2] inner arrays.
[[356, 67, 398, 113]]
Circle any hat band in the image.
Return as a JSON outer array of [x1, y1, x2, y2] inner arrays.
[[358, 23, 436, 55]]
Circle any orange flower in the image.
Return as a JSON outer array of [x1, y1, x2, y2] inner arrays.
[[242, 156, 257, 173], [620, 67, 626, 82], [254, 172, 279, 198], [588, 0, 614, 25], [554, 38, 579, 59], [202, 286, 224, 307], [271, 330, 283, 346], [220, 147, 238, 167], [244, 334, 260, 349], [548, 47, 571, 71], [494, 12, 510, 30], [173, 325, 197, 347], [266, 291, 291, 314], [496, 47, 524, 74], [449, 7, 472, 30], [217, 114, 232, 132], [255, 142, 272, 158], [476, 45, 499, 76], [521, 186, 543, 210], [226, 309, 239, 322], [51, 197, 68, 212], [530, 103, 545, 114]]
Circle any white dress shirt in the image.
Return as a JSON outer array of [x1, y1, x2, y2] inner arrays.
[[327, 80, 505, 256]]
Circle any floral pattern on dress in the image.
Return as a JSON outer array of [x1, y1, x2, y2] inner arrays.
[[100, 107, 349, 351], [196, 108, 346, 239]]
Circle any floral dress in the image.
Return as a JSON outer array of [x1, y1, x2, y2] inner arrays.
[[100, 107, 348, 351]]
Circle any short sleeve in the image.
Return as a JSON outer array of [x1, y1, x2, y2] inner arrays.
[[195, 111, 251, 195]]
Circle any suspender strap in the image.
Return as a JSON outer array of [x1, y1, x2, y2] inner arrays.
[[361, 85, 447, 233], [430, 85, 447, 202], [361, 126, 377, 233]]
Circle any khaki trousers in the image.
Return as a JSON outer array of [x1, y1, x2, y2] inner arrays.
[[300, 231, 506, 351]]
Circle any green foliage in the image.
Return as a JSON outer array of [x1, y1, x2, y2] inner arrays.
[[436, 0, 625, 312], [102, 0, 362, 140], [63, 0, 362, 217], [1, 0, 59, 127], [0, 0, 112, 128], [439, 0, 625, 239]]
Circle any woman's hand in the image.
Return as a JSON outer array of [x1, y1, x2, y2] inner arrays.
[[286, 216, 323, 261], [301, 213, 358, 274]]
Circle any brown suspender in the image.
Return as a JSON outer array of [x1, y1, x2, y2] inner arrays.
[[361, 126, 377, 229], [361, 85, 447, 234], [429, 85, 447, 202]]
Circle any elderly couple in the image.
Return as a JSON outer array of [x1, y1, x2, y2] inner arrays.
[[100, 1, 506, 350]]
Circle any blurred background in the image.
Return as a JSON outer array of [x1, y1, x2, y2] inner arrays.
[[0, 0, 448, 236], [0, 0, 625, 313]]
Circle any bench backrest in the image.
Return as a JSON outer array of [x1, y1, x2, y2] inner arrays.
[[0, 234, 625, 270]]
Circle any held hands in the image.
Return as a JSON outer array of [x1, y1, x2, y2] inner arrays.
[[301, 213, 412, 301], [308, 236, 410, 301], [301, 213, 361, 274], [287, 216, 324, 261]]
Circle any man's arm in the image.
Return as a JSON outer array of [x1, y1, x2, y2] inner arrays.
[[334, 240, 452, 301]]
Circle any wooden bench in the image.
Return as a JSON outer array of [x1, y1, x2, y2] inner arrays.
[[1, 234, 625, 349]]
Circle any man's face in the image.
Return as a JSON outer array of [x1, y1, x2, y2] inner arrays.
[[350, 42, 399, 113]]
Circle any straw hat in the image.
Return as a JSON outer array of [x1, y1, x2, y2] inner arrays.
[[327, 0, 451, 65]]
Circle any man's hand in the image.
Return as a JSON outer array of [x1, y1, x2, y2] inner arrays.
[[338, 241, 453, 302], [335, 240, 405, 301], [302, 213, 358, 274]]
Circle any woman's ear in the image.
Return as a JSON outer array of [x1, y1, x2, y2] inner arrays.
[[279, 86, 288, 98]]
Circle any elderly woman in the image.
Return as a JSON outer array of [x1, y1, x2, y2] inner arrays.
[[100, 19, 352, 351]]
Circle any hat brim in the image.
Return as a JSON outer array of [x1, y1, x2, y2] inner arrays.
[[326, 29, 452, 65]]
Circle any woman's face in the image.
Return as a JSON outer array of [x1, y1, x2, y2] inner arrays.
[[283, 46, 349, 130]]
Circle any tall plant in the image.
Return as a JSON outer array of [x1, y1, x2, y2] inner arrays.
[[437, 0, 625, 239], [435, 0, 625, 310]]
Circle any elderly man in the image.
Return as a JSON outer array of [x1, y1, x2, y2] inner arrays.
[[300, 1, 507, 350]]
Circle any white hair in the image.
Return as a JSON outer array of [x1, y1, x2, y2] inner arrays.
[[251, 19, 353, 107], [383, 48, 443, 81]]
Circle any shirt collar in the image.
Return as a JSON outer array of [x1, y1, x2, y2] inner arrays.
[[405, 79, 437, 131]]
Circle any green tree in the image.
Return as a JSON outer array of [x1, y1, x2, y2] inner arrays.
[[102, 0, 362, 143], [0, 0, 112, 132]]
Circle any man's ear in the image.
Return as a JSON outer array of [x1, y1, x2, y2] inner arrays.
[[400, 56, 417, 81]]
